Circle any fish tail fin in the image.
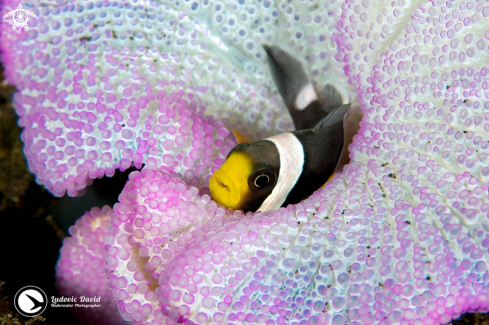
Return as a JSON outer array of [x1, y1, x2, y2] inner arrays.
[[318, 84, 344, 115], [313, 104, 351, 130], [264, 45, 346, 130], [263, 44, 316, 112]]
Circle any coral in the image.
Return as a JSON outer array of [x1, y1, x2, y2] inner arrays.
[[0, 65, 33, 210], [55, 205, 129, 324], [451, 313, 489, 325]]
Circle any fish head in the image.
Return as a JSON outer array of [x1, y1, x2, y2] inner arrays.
[[209, 141, 279, 212]]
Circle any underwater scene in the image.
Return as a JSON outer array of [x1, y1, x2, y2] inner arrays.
[[1, 0, 489, 324]]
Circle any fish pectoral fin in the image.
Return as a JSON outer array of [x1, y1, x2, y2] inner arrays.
[[232, 129, 251, 144], [313, 104, 351, 131]]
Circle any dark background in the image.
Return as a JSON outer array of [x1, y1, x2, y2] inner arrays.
[[0, 65, 487, 325]]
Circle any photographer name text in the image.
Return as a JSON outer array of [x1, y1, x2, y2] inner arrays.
[[51, 296, 101, 308]]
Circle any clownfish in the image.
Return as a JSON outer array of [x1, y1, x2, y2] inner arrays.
[[209, 45, 350, 213]]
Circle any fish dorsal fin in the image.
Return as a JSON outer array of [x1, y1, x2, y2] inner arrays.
[[313, 104, 351, 131], [232, 129, 251, 144]]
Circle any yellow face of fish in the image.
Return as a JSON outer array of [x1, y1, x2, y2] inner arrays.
[[210, 141, 280, 212], [209, 152, 254, 211]]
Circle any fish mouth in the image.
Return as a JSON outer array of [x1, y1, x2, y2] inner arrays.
[[210, 170, 234, 195], [213, 173, 230, 192], [209, 170, 241, 209]]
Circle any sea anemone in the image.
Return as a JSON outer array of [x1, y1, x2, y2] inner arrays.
[[3, 0, 489, 324], [55, 205, 130, 324], [0, 0, 345, 197], [106, 0, 489, 324], [105, 160, 489, 325]]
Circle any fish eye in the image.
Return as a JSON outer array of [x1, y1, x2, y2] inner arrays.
[[254, 174, 270, 188], [248, 168, 276, 192]]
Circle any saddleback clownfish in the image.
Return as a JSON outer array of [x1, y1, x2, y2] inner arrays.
[[209, 45, 351, 213]]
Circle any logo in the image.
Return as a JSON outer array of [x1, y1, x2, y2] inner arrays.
[[14, 286, 47, 317], [2, 3, 37, 32]]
